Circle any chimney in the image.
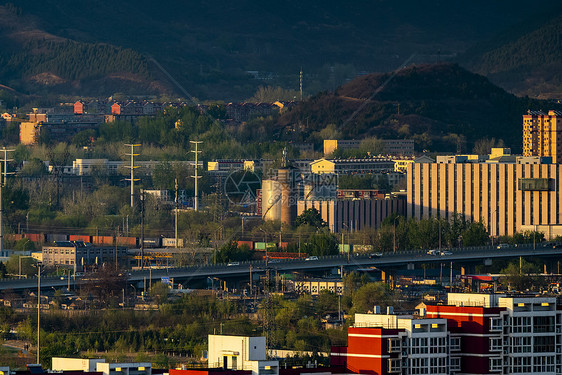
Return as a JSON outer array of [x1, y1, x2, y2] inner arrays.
[[374, 305, 381, 314], [387, 306, 394, 315]]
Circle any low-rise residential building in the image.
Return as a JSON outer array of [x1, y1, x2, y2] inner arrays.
[[293, 279, 344, 295], [332, 293, 562, 375], [208, 335, 279, 375], [42, 241, 128, 269]]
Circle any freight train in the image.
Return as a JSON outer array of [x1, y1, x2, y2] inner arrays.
[[5, 233, 183, 248]]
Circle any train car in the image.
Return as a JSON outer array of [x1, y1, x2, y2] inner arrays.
[[142, 237, 162, 248], [92, 236, 114, 245], [116, 236, 138, 247], [47, 233, 68, 243], [236, 240, 254, 250], [25, 233, 45, 243], [162, 238, 184, 247], [69, 235, 92, 243], [6, 234, 23, 241]]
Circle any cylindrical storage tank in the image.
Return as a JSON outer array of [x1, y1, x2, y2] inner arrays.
[[261, 179, 282, 222], [278, 168, 296, 225]]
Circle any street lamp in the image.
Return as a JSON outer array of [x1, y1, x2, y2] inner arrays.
[[36, 262, 41, 365], [393, 216, 399, 253], [342, 223, 349, 261]]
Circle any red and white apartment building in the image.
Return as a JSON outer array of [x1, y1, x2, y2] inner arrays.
[[332, 293, 562, 375]]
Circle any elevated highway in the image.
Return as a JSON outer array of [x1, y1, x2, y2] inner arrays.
[[1, 243, 560, 292]]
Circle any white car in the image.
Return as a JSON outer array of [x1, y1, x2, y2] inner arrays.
[[440, 251, 453, 256], [227, 262, 240, 266], [427, 250, 440, 256], [497, 243, 509, 249], [305, 256, 319, 261]]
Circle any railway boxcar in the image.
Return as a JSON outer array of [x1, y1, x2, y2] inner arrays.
[[237, 240, 254, 250], [162, 238, 184, 247], [93, 236, 114, 245], [117, 236, 138, 247], [142, 237, 162, 248], [47, 233, 68, 242], [25, 233, 45, 243], [69, 235, 92, 243]]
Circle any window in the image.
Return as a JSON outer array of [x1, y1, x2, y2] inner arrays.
[[490, 357, 502, 372], [388, 358, 401, 373]]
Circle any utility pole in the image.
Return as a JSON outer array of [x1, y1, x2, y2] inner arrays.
[[0, 148, 14, 253], [190, 141, 202, 211], [124, 144, 141, 207], [140, 189, 145, 269], [175, 178, 179, 249], [37, 262, 41, 364]]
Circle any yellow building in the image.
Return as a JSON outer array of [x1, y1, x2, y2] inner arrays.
[[407, 157, 562, 237], [323, 139, 360, 156], [523, 110, 562, 163], [19, 122, 41, 145]]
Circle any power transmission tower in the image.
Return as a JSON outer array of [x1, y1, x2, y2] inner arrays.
[[190, 141, 202, 211], [0, 148, 14, 252], [124, 144, 141, 207]]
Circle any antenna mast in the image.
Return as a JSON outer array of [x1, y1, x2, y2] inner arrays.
[[190, 141, 203, 211], [299, 67, 303, 101]]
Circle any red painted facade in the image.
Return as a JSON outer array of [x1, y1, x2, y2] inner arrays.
[[426, 305, 505, 374]]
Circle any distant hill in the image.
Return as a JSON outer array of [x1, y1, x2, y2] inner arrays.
[[0, 4, 169, 97], [0, 0, 558, 100], [276, 63, 556, 153], [462, 10, 562, 98]]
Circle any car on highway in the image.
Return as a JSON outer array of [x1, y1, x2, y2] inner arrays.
[[305, 256, 319, 261], [440, 251, 453, 256], [497, 243, 509, 249], [369, 253, 383, 258], [427, 249, 440, 256], [227, 262, 240, 266]]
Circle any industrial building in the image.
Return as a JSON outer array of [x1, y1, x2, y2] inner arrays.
[[42, 241, 128, 269], [297, 197, 405, 233], [323, 139, 415, 156], [406, 148, 562, 237]]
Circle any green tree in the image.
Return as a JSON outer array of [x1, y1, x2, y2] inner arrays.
[[301, 231, 338, 256], [150, 282, 170, 305], [500, 259, 543, 291], [461, 222, 489, 246], [352, 282, 394, 313], [294, 208, 326, 229], [5, 254, 36, 276]]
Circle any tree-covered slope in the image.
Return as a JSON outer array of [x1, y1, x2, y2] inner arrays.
[[0, 4, 166, 96], [276, 63, 556, 152], [463, 10, 562, 98], [0, 0, 558, 99]]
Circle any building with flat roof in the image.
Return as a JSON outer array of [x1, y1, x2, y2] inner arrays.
[[42, 241, 128, 269], [523, 110, 562, 163], [406, 149, 562, 237], [208, 335, 278, 375], [297, 196, 405, 233]]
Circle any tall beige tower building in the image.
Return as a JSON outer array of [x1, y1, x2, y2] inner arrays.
[[523, 110, 562, 163]]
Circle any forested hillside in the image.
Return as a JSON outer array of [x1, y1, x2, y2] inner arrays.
[[275, 63, 556, 152], [463, 10, 562, 98], [0, 0, 558, 100]]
